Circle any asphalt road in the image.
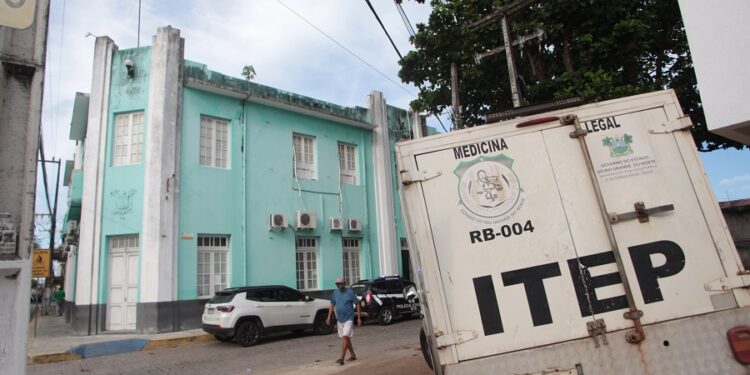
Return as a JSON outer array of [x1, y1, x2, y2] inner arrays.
[[28, 318, 433, 375]]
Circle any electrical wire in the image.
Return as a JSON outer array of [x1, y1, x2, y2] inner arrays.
[[365, 0, 403, 60], [275, 0, 415, 97], [395, 1, 416, 38]]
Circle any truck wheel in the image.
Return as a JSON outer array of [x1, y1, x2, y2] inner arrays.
[[313, 312, 333, 335], [378, 306, 394, 325], [420, 326, 434, 370], [235, 320, 261, 347], [214, 335, 233, 343]]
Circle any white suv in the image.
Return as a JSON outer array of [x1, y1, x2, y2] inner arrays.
[[202, 285, 334, 346]]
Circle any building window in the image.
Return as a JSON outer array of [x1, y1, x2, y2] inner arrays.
[[342, 238, 361, 284], [338, 143, 357, 184], [113, 112, 144, 166], [293, 134, 316, 180], [197, 235, 229, 298], [200, 116, 230, 168], [296, 237, 318, 290]]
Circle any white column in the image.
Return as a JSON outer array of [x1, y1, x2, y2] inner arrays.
[[368, 91, 398, 275], [140, 26, 183, 303], [76, 36, 117, 310]]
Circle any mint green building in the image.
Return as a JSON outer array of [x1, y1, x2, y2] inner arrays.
[[60, 27, 428, 334]]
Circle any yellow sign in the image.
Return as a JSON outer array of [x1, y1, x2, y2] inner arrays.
[[0, 0, 37, 29], [32, 249, 50, 278]]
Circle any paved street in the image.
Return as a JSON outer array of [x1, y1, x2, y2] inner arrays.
[[29, 318, 432, 375]]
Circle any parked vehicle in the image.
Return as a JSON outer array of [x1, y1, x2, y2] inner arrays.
[[396, 90, 750, 374], [352, 276, 419, 325], [201, 285, 334, 346]]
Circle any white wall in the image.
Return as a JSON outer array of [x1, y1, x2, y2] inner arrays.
[[679, 0, 750, 145]]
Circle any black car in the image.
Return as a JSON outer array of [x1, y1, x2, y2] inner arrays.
[[351, 276, 419, 325]]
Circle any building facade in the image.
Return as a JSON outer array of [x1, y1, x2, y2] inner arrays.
[[60, 26, 426, 334]]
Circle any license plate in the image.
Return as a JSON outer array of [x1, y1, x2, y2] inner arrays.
[[207, 307, 215, 314]]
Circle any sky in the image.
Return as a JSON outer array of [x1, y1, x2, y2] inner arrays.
[[34, 0, 750, 248]]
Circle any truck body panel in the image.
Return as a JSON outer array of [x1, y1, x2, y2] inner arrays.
[[396, 90, 749, 374]]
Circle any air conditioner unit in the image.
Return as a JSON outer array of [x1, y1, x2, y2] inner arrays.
[[348, 218, 362, 232], [69, 220, 78, 233], [329, 217, 343, 231], [296, 211, 317, 230], [268, 213, 288, 230]]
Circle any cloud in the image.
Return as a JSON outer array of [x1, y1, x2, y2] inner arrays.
[[719, 174, 750, 186]]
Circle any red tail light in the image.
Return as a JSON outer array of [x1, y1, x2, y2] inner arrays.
[[217, 305, 234, 313], [365, 291, 372, 304]]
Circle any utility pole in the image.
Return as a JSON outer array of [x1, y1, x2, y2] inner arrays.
[[450, 62, 462, 129], [0, 1, 51, 373], [469, 0, 541, 108], [38, 137, 61, 287]]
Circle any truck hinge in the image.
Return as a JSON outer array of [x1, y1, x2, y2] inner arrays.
[[586, 319, 609, 348], [648, 116, 693, 134], [401, 169, 442, 186], [609, 201, 675, 223], [705, 272, 750, 291], [435, 329, 478, 349]]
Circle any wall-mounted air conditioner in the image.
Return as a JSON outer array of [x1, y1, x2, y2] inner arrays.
[[296, 211, 317, 230], [330, 217, 343, 231], [269, 213, 288, 230], [348, 218, 361, 232]]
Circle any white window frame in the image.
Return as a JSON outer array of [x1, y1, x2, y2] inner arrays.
[[200, 116, 230, 169], [342, 238, 361, 284], [197, 234, 230, 298], [338, 143, 357, 185], [113, 111, 144, 166], [293, 134, 316, 180], [296, 237, 319, 291]]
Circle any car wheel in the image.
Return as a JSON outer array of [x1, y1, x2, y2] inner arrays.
[[378, 306, 394, 325], [214, 334, 233, 343], [420, 326, 434, 370], [235, 320, 261, 347], [313, 312, 333, 335]]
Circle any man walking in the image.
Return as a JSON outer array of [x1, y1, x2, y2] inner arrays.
[[53, 285, 65, 316], [326, 277, 362, 365]]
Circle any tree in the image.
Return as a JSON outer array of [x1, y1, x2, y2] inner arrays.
[[399, 0, 746, 151]]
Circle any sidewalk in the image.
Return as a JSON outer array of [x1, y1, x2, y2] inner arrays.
[[27, 311, 213, 365]]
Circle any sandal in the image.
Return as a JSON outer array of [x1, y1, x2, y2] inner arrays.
[[336, 358, 345, 365], [348, 355, 357, 361]]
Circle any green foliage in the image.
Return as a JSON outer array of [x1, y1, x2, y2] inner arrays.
[[399, 0, 746, 150], [241, 65, 257, 80]]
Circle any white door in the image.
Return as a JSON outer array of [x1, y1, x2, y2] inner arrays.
[[108, 236, 139, 331]]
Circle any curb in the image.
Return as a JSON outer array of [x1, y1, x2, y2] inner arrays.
[[27, 333, 214, 365]]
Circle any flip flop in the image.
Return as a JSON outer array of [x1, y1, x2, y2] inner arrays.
[[336, 358, 345, 365], [348, 356, 357, 361]]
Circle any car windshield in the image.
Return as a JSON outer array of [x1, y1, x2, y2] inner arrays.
[[351, 283, 368, 295], [208, 292, 235, 304]]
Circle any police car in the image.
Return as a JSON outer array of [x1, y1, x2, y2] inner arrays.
[[351, 276, 419, 325]]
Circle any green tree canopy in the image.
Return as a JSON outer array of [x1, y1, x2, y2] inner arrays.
[[398, 0, 746, 151]]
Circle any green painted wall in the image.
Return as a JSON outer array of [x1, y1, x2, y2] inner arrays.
[[97, 46, 151, 304], [177, 88, 246, 299]]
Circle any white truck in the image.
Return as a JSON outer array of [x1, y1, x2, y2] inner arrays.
[[396, 90, 750, 374]]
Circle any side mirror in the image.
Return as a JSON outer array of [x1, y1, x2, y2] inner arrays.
[[403, 285, 418, 303], [305, 295, 313, 302]]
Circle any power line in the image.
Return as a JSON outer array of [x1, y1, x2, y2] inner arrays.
[[364, 1, 452, 131], [395, 1, 416, 38], [365, 0, 403, 60], [274, 0, 415, 97]]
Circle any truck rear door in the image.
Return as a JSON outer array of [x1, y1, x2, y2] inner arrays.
[[396, 91, 746, 366]]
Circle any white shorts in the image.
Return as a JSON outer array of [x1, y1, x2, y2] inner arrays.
[[337, 320, 354, 338]]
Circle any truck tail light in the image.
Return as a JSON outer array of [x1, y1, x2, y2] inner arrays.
[[728, 326, 750, 364], [365, 291, 372, 304], [217, 305, 235, 313]]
